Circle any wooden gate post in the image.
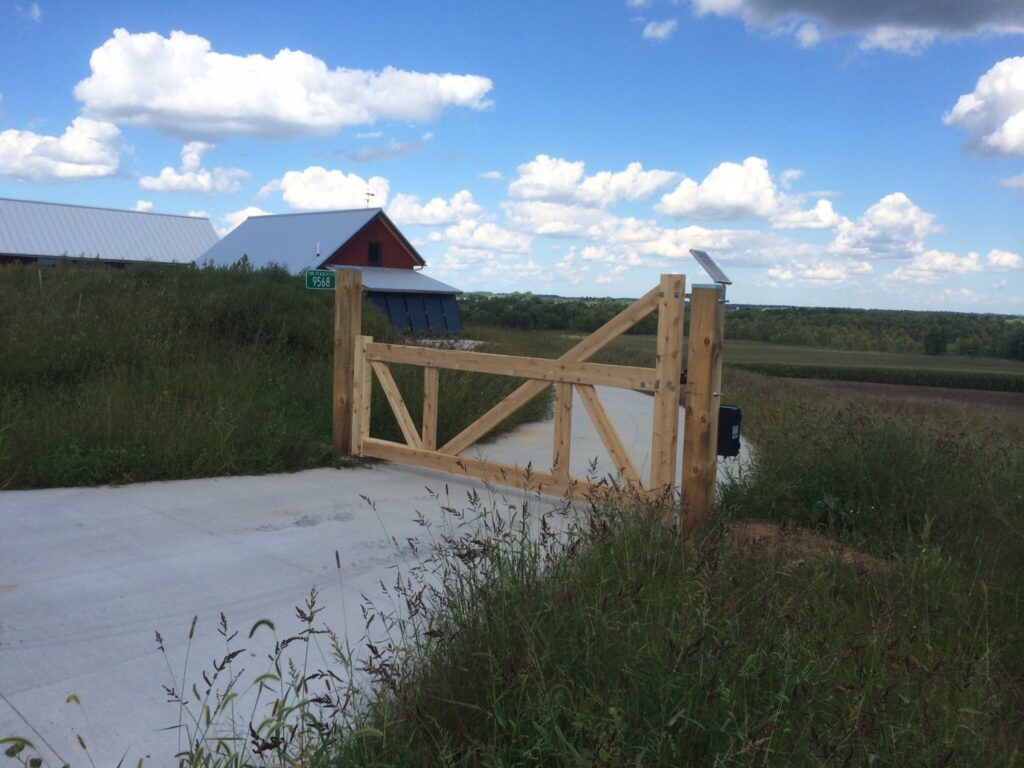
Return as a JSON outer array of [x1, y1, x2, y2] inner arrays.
[[650, 274, 686, 497], [681, 285, 725, 532], [333, 270, 362, 456]]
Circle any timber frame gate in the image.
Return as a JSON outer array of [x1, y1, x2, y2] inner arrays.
[[331, 271, 725, 530]]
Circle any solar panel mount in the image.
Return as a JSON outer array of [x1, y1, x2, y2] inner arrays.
[[689, 249, 732, 286]]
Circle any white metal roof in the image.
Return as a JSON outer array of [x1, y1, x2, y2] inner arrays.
[[333, 266, 460, 294], [201, 208, 425, 273], [0, 197, 218, 264]]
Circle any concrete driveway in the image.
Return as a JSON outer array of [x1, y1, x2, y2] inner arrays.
[[0, 387, 749, 766]]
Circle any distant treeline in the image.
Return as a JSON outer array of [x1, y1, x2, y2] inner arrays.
[[459, 293, 660, 335], [727, 306, 1024, 360], [458, 293, 1024, 360]]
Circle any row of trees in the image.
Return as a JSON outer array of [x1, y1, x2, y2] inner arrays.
[[458, 293, 1024, 360], [727, 306, 1024, 359], [458, 293, 659, 335]]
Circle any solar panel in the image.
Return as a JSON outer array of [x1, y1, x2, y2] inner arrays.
[[424, 296, 447, 332], [689, 249, 732, 285], [441, 296, 464, 334], [405, 294, 430, 332]]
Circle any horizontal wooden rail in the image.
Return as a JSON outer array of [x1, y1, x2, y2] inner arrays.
[[362, 437, 625, 503], [365, 342, 657, 391]]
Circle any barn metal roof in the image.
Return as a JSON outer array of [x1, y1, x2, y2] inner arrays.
[[201, 208, 425, 273], [333, 265, 460, 295], [0, 197, 218, 264]]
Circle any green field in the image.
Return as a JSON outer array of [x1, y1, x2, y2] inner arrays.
[[725, 338, 1024, 374], [472, 328, 1024, 391]]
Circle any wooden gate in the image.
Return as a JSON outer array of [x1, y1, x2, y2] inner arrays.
[[331, 272, 725, 529]]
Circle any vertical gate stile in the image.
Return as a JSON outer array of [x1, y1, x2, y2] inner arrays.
[[332, 270, 362, 457], [681, 285, 723, 533], [423, 366, 439, 451], [351, 334, 368, 456], [552, 381, 572, 481], [649, 274, 686, 497], [361, 335, 372, 446]]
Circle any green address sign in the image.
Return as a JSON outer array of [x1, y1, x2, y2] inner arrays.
[[305, 269, 335, 290]]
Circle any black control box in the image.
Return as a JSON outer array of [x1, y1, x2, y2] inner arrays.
[[717, 405, 742, 458]]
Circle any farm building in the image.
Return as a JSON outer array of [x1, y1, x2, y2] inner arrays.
[[202, 208, 463, 334], [0, 197, 218, 268]]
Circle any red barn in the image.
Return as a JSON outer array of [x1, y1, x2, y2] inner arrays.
[[202, 208, 462, 333]]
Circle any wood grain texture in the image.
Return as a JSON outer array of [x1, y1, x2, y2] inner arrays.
[[351, 334, 368, 455], [681, 286, 724, 533], [440, 285, 661, 456], [366, 342, 656, 390], [371, 361, 422, 449], [552, 381, 572, 480], [422, 366, 439, 451], [649, 274, 685, 494], [575, 384, 642, 487], [332, 270, 362, 455], [362, 437, 609, 502]]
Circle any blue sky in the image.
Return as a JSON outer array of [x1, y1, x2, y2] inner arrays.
[[1, 1, 1022, 312]]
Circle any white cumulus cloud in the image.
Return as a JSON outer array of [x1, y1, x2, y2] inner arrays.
[[657, 156, 781, 220], [887, 249, 983, 283], [509, 155, 677, 208], [772, 199, 845, 229], [988, 248, 1023, 270], [260, 166, 389, 210], [443, 219, 532, 253], [944, 56, 1024, 157], [503, 200, 661, 244], [133, 200, 153, 212], [387, 190, 483, 226], [643, 20, 679, 40], [1001, 172, 1024, 190], [831, 192, 939, 258], [219, 206, 271, 236], [139, 141, 248, 194], [74, 29, 494, 141], [0, 117, 122, 181]]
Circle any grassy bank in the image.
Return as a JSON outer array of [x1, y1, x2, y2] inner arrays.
[[0, 265, 547, 489], [312, 365, 1023, 766], [3, 323, 1022, 765]]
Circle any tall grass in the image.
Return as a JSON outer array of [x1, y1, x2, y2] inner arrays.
[[3, 332, 1022, 766], [0, 264, 547, 489], [733, 360, 1024, 392], [317, 367, 1023, 766]]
